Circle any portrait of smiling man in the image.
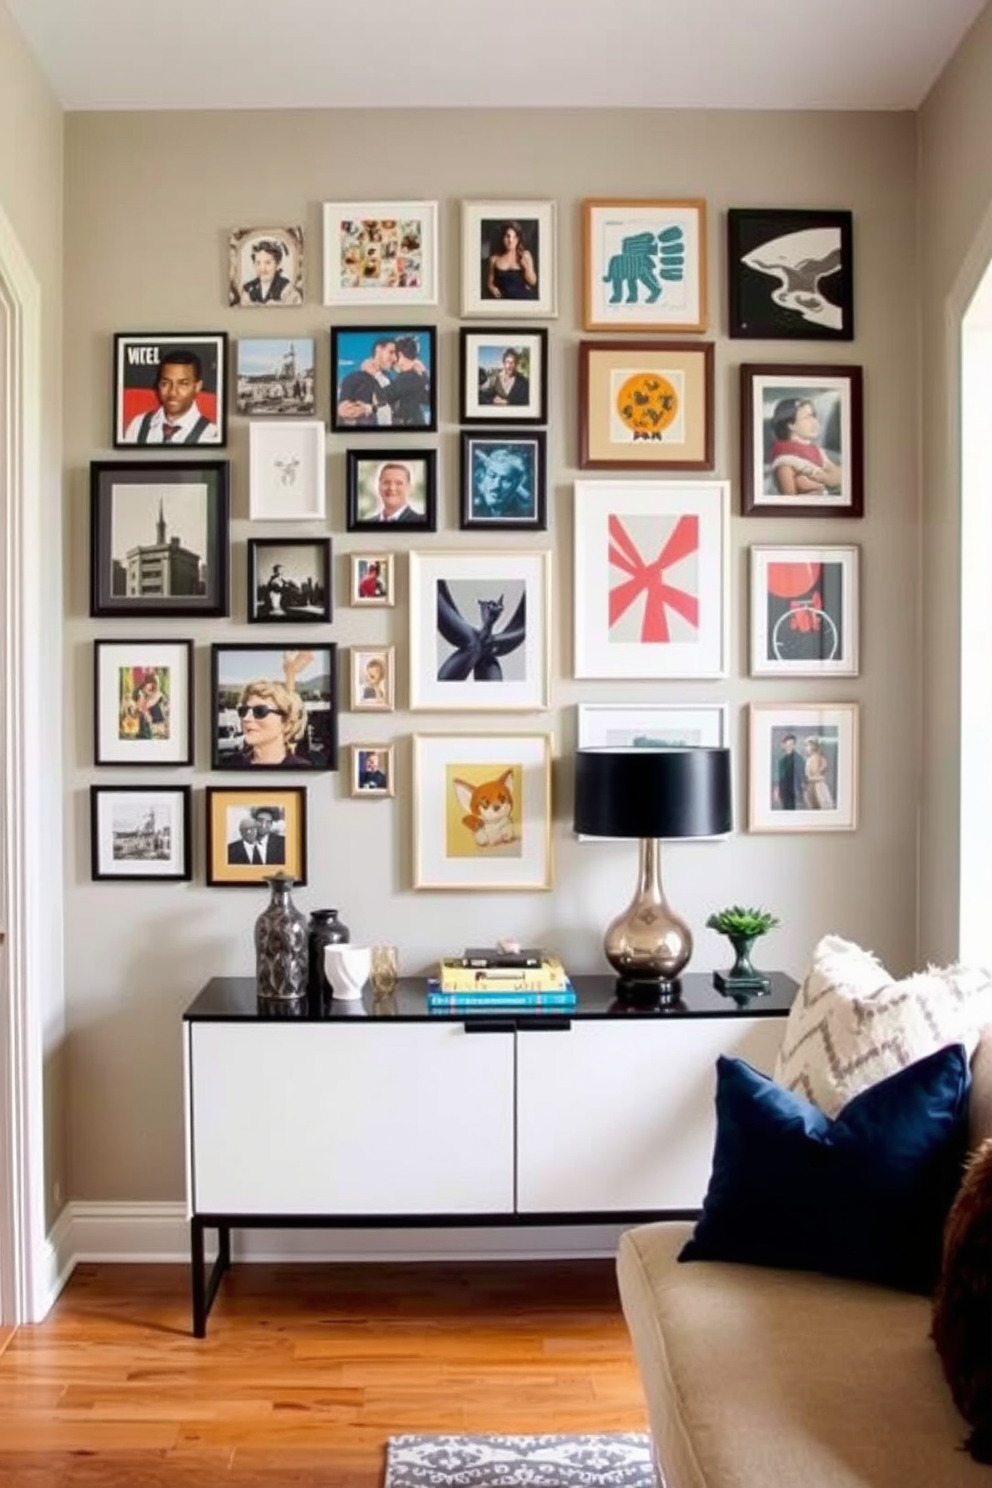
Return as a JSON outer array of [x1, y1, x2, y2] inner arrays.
[[117, 336, 225, 446]]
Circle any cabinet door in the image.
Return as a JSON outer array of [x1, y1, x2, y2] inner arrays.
[[189, 1021, 515, 1215], [515, 1017, 784, 1214]]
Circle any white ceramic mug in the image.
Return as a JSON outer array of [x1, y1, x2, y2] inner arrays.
[[323, 944, 371, 1001]]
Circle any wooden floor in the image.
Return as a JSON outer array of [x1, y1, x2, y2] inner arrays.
[[0, 1259, 648, 1486]]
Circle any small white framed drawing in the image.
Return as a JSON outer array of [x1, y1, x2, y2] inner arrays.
[[248, 420, 326, 521]]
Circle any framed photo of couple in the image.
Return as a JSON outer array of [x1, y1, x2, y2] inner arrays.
[[749, 703, 859, 833], [330, 327, 437, 433], [460, 200, 557, 319], [205, 786, 308, 886], [741, 364, 864, 517]]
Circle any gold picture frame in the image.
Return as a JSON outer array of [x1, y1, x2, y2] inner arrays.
[[205, 786, 307, 885], [583, 198, 707, 333]]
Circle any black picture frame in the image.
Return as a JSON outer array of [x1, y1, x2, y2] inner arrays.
[[210, 643, 338, 772], [346, 449, 438, 532], [727, 209, 854, 342], [459, 431, 548, 531], [205, 786, 308, 887], [459, 328, 548, 425], [247, 538, 332, 624], [113, 332, 229, 447], [330, 325, 438, 432], [93, 638, 195, 766], [90, 785, 192, 882], [90, 460, 230, 618]]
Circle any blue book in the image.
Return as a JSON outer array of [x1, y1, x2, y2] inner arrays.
[[427, 982, 577, 1010]]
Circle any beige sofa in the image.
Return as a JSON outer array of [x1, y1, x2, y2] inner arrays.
[[616, 1034, 992, 1488]]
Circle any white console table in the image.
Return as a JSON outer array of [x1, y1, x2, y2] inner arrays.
[[183, 973, 796, 1335]]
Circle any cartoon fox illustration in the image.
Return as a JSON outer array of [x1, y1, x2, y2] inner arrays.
[[453, 769, 516, 848]]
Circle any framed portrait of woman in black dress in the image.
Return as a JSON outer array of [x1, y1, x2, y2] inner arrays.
[[460, 200, 557, 319]]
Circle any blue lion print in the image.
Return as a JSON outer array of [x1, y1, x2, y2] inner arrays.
[[603, 226, 686, 305]]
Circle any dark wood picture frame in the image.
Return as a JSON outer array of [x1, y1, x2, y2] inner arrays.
[[90, 785, 192, 882], [93, 638, 195, 767], [728, 209, 854, 341], [740, 363, 864, 518], [459, 328, 549, 425], [90, 460, 230, 618], [578, 340, 714, 471], [210, 643, 338, 772], [330, 325, 438, 433], [205, 786, 308, 887], [459, 430, 548, 531], [246, 538, 332, 624], [345, 449, 438, 532], [113, 331, 229, 448]]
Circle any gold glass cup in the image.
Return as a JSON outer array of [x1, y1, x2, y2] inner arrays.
[[370, 944, 399, 1000]]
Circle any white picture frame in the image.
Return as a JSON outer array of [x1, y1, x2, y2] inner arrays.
[[749, 544, 860, 677], [412, 732, 554, 891], [748, 703, 859, 833], [248, 420, 326, 521], [409, 549, 551, 712], [573, 480, 729, 679], [350, 645, 396, 713], [460, 200, 557, 318], [322, 200, 438, 307]]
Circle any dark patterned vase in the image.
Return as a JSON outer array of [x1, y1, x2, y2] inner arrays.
[[255, 873, 309, 1002], [307, 908, 350, 1000]]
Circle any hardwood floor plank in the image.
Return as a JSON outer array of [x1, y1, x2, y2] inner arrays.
[[0, 1258, 648, 1488]]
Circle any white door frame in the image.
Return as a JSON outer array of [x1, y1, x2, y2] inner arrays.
[[0, 202, 49, 1326]]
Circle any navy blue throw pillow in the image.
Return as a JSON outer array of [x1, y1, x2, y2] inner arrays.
[[679, 1043, 971, 1294]]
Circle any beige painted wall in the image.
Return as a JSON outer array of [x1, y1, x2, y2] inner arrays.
[[64, 107, 919, 1202], [0, 2, 65, 1226], [918, 3, 992, 962]]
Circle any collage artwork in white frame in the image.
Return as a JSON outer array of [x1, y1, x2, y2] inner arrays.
[[322, 200, 438, 307], [573, 480, 729, 679], [248, 420, 326, 520]]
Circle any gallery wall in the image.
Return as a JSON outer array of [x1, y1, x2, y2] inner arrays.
[[62, 106, 920, 1203]]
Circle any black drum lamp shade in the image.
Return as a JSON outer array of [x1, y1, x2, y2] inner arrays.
[[574, 747, 733, 840]]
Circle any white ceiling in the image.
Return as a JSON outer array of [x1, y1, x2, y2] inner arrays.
[[6, 0, 987, 112]]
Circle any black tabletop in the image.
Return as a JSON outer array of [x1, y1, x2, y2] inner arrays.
[[183, 972, 798, 1024]]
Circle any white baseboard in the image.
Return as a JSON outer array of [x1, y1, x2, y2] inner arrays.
[[48, 1201, 635, 1282]]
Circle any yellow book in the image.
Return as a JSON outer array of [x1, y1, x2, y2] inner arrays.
[[438, 957, 568, 993]]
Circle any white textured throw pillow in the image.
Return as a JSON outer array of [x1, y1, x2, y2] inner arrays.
[[774, 934, 992, 1117]]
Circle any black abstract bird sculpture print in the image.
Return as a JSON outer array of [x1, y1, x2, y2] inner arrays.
[[436, 579, 527, 682]]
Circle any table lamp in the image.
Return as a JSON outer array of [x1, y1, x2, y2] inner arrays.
[[573, 746, 733, 1005]]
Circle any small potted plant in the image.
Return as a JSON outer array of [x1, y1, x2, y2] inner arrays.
[[705, 905, 781, 998]]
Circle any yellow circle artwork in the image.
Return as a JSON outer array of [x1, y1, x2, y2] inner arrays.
[[615, 371, 680, 441]]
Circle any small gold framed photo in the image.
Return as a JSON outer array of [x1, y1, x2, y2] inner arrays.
[[350, 646, 395, 712], [351, 745, 395, 798], [205, 786, 307, 886]]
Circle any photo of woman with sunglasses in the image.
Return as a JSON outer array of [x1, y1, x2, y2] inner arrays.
[[211, 645, 337, 770]]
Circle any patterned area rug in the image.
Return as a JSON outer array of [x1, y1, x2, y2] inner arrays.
[[384, 1433, 657, 1487]]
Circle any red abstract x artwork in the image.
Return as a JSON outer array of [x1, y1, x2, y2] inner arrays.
[[608, 513, 699, 643]]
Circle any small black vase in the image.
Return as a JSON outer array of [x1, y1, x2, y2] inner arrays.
[[308, 908, 351, 1000]]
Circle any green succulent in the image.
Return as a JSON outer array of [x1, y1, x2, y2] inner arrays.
[[705, 905, 781, 938]]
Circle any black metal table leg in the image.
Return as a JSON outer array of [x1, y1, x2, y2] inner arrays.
[[191, 1219, 233, 1337], [190, 1216, 207, 1338]]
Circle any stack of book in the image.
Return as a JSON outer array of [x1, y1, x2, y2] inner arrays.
[[427, 946, 576, 1010]]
